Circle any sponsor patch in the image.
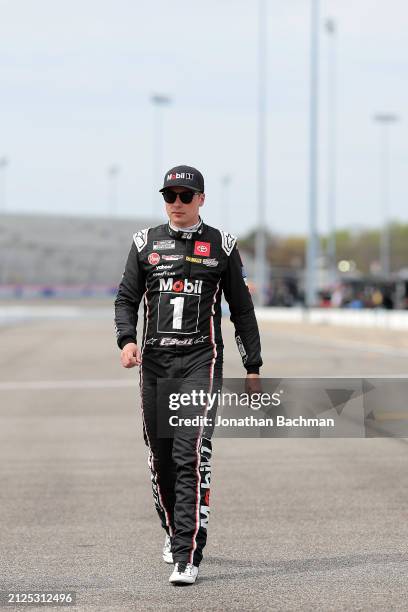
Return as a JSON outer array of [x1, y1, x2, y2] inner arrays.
[[152, 271, 176, 277], [159, 336, 209, 346], [194, 335, 208, 343], [186, 256, 202, 264], [236, 335, 248, 363], [220, 231, 237, 256], [241, 266, 248, 286], [153, 239, 175, 250], [159, 278, 203, 294], [202, 258, 218, 267], [167, 171, 194, 181], [160, 337, 194, 346], [133, 228, 149, 252], [162, 254, 183, 261], [155, 264, 173, 270], [194, 241, 211, 257], [148, 252, 160, 265]]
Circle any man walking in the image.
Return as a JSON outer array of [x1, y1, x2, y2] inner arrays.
[[114, 165, 262, 585]]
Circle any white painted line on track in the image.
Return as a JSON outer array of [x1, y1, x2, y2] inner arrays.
[[0, 306, 113, 324], [0, 379, 138, 391]]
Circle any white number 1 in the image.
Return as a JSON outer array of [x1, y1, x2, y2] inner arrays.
[[170, 297, 185, 330]]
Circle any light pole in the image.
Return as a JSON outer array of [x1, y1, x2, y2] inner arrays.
[[255, 0, 267, 307], [326, 18, 337, 286], [373, 113, 399, 277], [151, 94, 171, 215], [220, 174, 231, 229], [306, 0, 320, 307], [107, 165, 120, 216], [0, 157, 9, 211]]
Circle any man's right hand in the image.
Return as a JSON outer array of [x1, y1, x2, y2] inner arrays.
[[120, 343, 142, 368]]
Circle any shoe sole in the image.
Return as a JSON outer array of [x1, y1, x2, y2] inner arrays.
[[169, 578, 197, 586], [163, 554, 174, 564]]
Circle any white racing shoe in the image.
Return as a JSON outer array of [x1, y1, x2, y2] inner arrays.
[[162, 534, 173, 564], [169, 562, 199, 585]]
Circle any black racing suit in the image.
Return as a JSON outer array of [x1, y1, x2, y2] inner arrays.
[[114, 219, 262, 566]]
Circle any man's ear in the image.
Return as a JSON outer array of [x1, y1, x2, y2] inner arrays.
[[199, 193, 205, 207]]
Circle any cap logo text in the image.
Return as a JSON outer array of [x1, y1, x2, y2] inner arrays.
[[167, 172, 194, 181]]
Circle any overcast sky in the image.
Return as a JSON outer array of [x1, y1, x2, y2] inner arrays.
[[1, 0, 407, 236]]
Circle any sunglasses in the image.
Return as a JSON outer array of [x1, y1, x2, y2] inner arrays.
[[162, 189, 197, 204]]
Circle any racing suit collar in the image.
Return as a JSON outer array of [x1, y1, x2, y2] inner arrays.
[[167, 217, 204, 239]]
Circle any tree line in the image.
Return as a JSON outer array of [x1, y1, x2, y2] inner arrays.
[[240, 223, 408, 274]]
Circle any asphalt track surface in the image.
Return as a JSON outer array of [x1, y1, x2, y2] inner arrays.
[[1, 302, 408, 611]]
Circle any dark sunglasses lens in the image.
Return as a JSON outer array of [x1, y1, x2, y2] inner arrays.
[[179, 191, 195, 204], [162, 190, 177, 203]]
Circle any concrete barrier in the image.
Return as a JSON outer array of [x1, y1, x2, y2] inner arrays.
[[255, 307, 408, 330]]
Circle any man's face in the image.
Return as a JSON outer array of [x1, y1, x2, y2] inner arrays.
[[164, 187, 205, 228]]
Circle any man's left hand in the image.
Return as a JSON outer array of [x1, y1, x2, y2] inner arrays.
[[245, 373, 261, 395]]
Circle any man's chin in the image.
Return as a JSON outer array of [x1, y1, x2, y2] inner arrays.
[[172, 215, 187, 225]]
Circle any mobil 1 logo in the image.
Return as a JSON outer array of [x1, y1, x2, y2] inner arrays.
[[157, 278, 201, 334]]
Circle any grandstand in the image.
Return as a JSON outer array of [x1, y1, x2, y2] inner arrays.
[[0, 213, 161, 285], [0, 213, 264, 302]]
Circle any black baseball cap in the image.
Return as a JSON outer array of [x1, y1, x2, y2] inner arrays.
[[159, 165, 205, 193]]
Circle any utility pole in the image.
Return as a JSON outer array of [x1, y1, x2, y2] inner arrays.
[[220, 174, 231, 229], [151, 94, 172, 215], [306, 0, 320, 307], [373, 113, 399, 276], [255, 0, 267, 306], [326, 18, 337, 285], [107, 164, 120, 216]]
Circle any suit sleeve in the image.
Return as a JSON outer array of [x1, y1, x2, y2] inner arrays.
[[221, 245, 263, 373], [114, 241, 146, 349]]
